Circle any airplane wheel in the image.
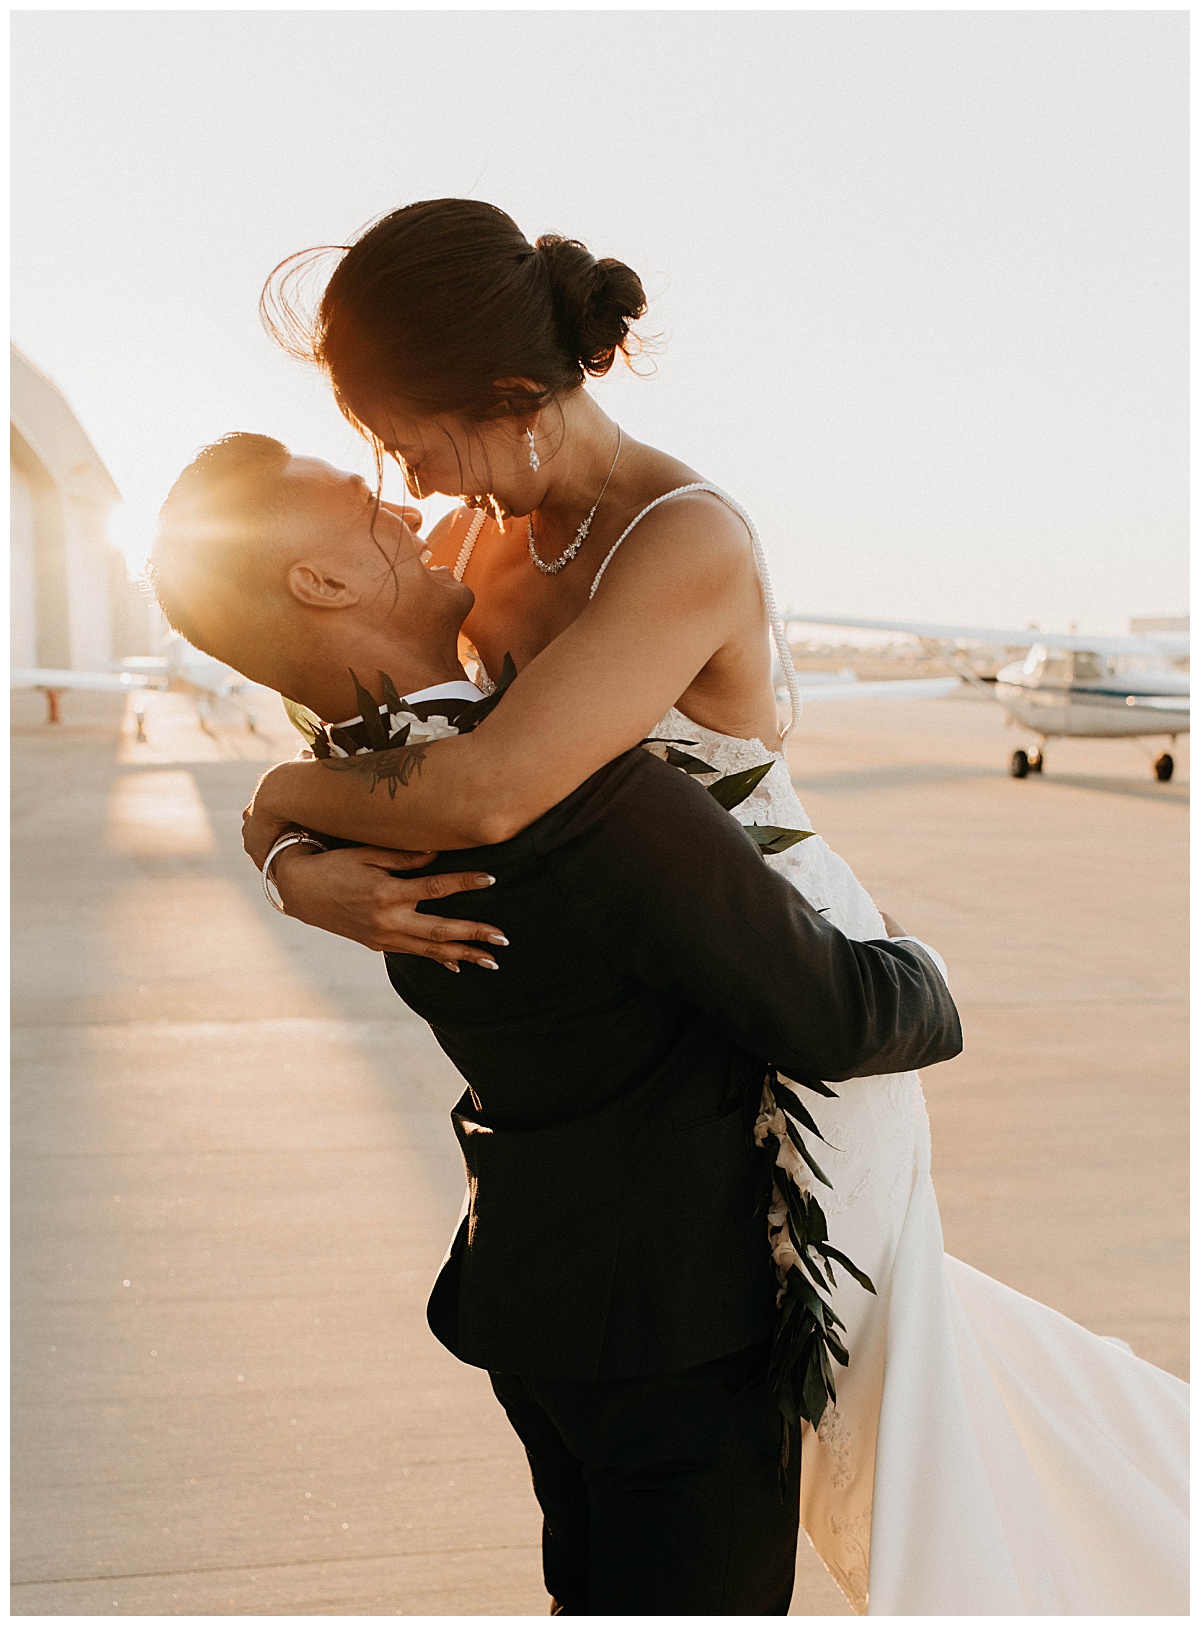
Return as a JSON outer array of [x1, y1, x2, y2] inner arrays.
[[1028, 749, 1044, 774], [1154, 752, 1174, 782], [1010, 750, 1030, 779]]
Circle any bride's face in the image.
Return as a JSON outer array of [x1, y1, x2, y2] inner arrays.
[[346, 394, 540, 516]]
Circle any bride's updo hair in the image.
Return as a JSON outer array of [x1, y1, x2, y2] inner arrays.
[[262, 199, 650, 424]]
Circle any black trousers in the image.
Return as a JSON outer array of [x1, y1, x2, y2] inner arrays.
[[489, 1339, 800, 1616]]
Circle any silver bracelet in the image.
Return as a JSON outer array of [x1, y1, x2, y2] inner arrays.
[[262, 830, 328, 913]]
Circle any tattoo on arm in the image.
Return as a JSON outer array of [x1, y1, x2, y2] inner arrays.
[[321, 744, 430, 798]]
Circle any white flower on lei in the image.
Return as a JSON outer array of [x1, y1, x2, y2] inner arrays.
[[396, 712, 459, 745], [770, 1225, 803, 1278], [774, 1133, 813, 1190], [755, 1101, 814, 1190], [754, 1103, 788, 1148]]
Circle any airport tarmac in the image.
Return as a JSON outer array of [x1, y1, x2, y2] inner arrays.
[[10, 684, 1188, 1617]]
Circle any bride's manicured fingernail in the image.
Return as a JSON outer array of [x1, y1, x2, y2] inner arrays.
[[473, 874, 496, 887], [443, 961, 460, 974], [487, 933, 509, 946], [479, 957, 500, 971]]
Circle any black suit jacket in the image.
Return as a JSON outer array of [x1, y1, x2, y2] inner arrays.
[[383, 748, 962, 1381]]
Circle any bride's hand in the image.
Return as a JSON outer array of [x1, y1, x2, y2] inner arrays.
[[264, 840, 505, 967], [242, 789, 295, 871]]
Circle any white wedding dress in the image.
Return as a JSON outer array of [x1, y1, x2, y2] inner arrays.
[[647, 702, 1189, 1616], [457, 484, 1190, 1615]]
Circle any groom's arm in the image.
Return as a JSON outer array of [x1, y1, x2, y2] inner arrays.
[[540, 751, 962, 1083]]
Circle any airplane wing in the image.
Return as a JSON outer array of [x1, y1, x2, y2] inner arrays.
[[119, 656, 170, 678], [10, 667, 156, 693], [786, 614, 1188, 660], [793, 676, 960, 704], [121, 643, 248, 699]]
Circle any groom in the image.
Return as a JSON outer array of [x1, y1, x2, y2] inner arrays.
[[152, 435, 962, 1616]]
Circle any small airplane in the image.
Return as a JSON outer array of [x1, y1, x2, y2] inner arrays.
[[787, 614, 1189, 782], [11, 635, 260, 743]]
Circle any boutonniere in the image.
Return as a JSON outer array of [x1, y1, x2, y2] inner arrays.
[[281, 656, 519, 797]]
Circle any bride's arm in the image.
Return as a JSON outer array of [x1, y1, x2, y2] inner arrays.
[[246, 496, 758, 857]]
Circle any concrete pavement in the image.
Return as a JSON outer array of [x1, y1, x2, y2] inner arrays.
[[12, 688, 551, 1616], [11, 684, 1187, 1615]]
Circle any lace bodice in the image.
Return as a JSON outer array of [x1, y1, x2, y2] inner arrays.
[[648, 706, 887, 943]]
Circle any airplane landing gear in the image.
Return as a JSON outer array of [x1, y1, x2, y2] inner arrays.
[[1154, 752, 1174, 782], [1011, 744, 1045, 778]]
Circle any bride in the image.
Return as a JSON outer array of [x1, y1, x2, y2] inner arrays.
[[243, 199, 1188, 1615]]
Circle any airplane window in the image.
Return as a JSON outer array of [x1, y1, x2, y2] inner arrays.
[[1072, 652, 1103, 683]]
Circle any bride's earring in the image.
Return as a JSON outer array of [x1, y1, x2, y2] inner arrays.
[[526, 428, 540, 472]]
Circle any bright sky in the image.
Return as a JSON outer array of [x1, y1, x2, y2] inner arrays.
[[11, 10, 1187, 634]]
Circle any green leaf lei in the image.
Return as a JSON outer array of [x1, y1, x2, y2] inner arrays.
[[283, 655, 520, 762]]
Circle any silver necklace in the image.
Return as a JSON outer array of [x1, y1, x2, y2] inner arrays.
[[527, 426, 623, 576]]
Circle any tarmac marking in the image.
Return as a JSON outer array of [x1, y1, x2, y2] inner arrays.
[[12, 1542, 540, 1589]]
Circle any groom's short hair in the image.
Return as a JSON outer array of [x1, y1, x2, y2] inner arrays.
[[151, 433, 294, 655]]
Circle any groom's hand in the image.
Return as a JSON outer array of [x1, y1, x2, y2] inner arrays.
[[264, 841, 505, 969]]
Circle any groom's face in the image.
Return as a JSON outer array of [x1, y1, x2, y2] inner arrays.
[[284, 456, 473, 645]]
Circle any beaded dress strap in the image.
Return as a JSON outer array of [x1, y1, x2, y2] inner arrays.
[[588, 482, 802, 737], [452, 509, 488, 581]]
